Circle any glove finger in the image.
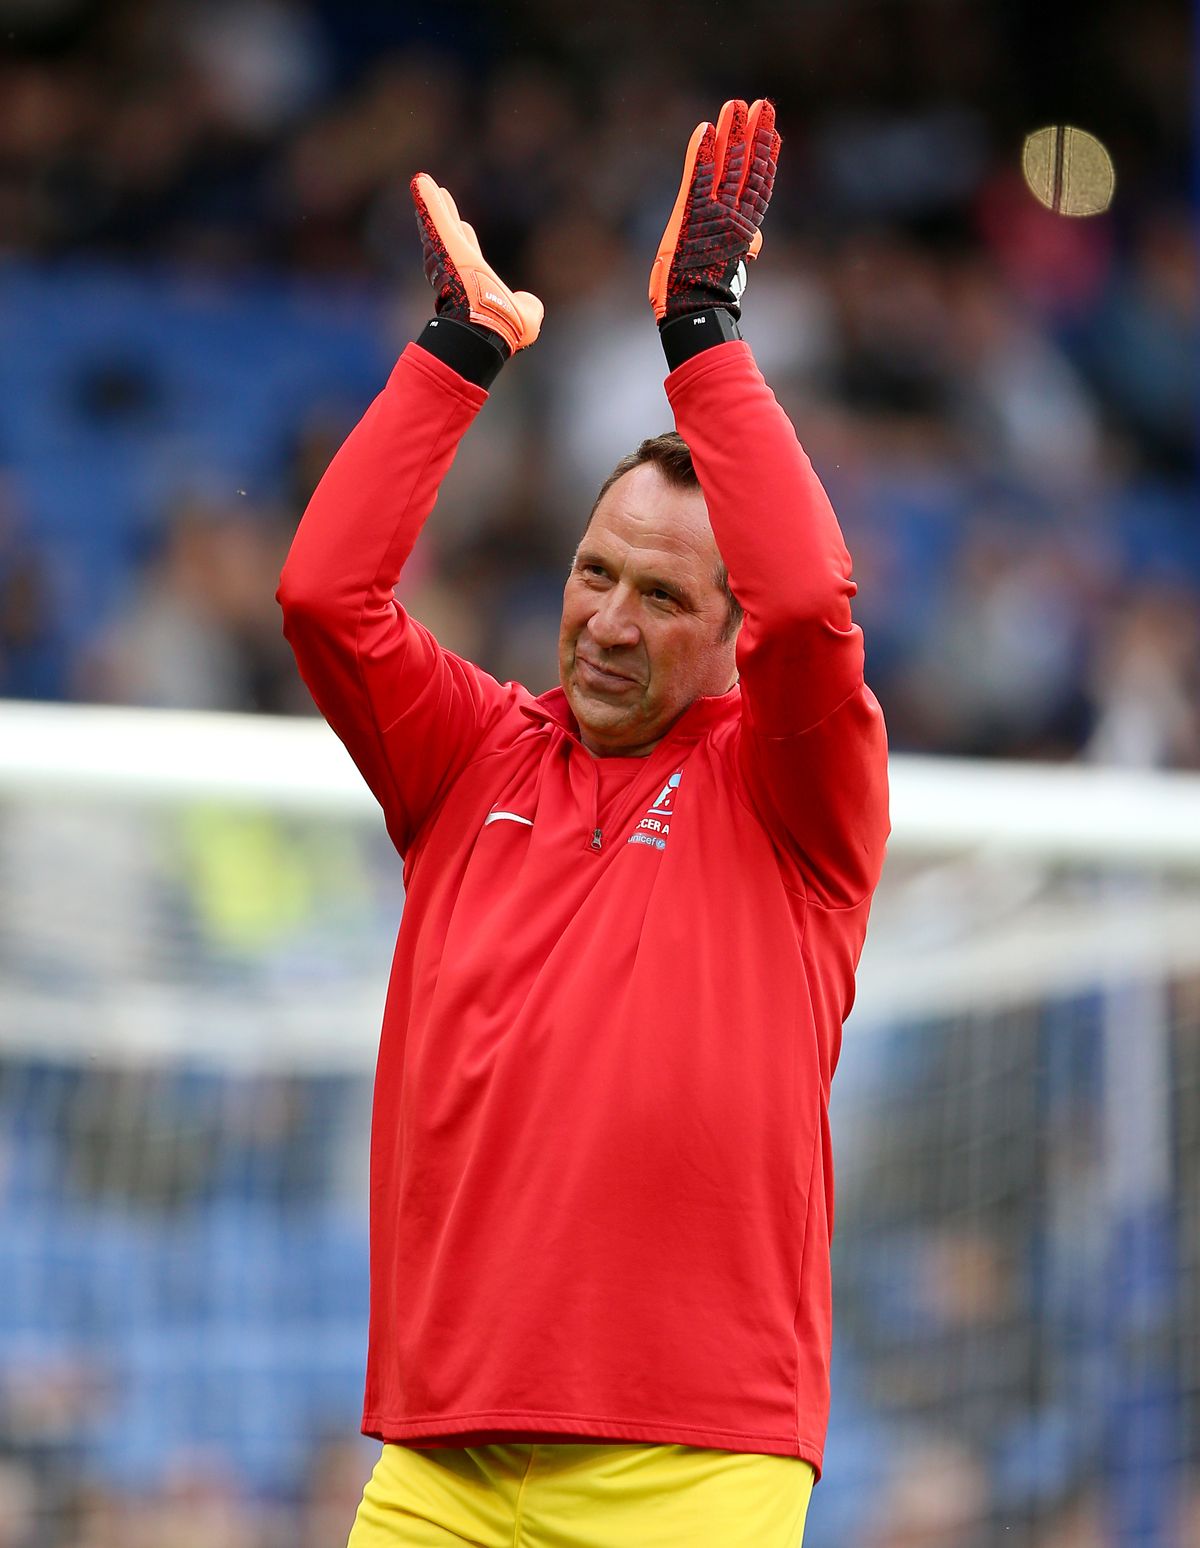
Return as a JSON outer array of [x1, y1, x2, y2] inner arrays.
[[740, 99, 780, 226], [412, 174, 462, 257], [410, 170, 436, 208], [415, 175, 499, 322], [713, 99, 749, 206], [432, 182, 485, 262], [411, 172, 457, 292], [410, 171, 439, 237], [670, 118, 717, 215], [427, 184, 490, 288], [413, 172, 449, 227], [648, 117, 716, 319]]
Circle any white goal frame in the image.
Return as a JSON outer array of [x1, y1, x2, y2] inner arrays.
[[2, 699, 1199, 868], [3, 698, 1200, 1041]]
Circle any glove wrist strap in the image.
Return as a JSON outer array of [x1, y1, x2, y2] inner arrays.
[[659, 308, 743, 371], [416, 317, 508, 389]]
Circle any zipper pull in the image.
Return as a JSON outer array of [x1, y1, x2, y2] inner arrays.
[[591, 828, 603, 852]]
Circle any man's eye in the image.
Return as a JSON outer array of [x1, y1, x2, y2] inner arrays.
[[650, 588, 674, 603]]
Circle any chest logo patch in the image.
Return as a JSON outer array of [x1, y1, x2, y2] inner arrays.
[[627, 771, 682, 852]]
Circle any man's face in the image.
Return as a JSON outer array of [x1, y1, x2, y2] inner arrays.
[[558, 463, 738, 757]]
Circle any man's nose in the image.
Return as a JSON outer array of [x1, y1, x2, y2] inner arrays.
[[587, 590, 640, 649]]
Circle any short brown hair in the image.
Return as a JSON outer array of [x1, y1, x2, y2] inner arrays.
[[585, 432, 744, 643]]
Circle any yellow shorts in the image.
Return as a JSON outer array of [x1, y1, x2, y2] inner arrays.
[[347, 1440, 813, 1548]]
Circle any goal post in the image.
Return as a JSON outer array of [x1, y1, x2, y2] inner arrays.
[[4, 697, 1200, 858], [0, 698, 1197, 1546]]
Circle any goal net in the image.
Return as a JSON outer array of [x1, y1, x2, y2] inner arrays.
[[1, 700, 1197, 1547]]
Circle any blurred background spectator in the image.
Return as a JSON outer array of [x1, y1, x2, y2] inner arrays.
[[0, 0, 1192, 767], [0, 2, 1194, 1544]]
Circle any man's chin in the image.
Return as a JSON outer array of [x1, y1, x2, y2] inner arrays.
[[567, 683, 648, 747], [570, 688, 628, 731]]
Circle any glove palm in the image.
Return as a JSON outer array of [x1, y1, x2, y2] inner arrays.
[[649, 98, 781, 326]]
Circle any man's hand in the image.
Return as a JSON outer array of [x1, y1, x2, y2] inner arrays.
[[411, 174, 544, 356], [649, 99, 781, 326]]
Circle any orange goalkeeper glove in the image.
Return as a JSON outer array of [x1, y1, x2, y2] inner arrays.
[[410, 174, 543, 359], [649, 98, 781, 328]]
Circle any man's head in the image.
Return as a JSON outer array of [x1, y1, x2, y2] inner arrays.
[[558, 432, 743, 758]]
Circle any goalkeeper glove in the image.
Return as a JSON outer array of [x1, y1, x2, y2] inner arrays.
[[410, 174, 544, 364], [648, 98, 781, 328]]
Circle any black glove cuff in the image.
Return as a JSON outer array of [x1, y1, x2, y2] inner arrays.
[[659, 308, 743, 371], [415, 317, 508, 389]]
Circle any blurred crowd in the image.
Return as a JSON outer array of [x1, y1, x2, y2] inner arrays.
[[0, 1439, 373, 1548], [0, 0, 1194, 768], [0, 1, 1197, 1545]]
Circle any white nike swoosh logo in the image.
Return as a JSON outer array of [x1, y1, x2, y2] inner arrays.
[[483, 811, 534, 828]]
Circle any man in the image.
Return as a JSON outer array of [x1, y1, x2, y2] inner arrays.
[[279, 99, 889, 1548]]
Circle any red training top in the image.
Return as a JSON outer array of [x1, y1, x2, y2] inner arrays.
[[278, 338, 890, 1478]]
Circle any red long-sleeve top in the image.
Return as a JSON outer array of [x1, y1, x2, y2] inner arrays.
[[277, 338, 889, 1477]]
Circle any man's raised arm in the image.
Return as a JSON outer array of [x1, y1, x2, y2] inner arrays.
[[651, 99, 889, 905], [276, 178, 543, 854]]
